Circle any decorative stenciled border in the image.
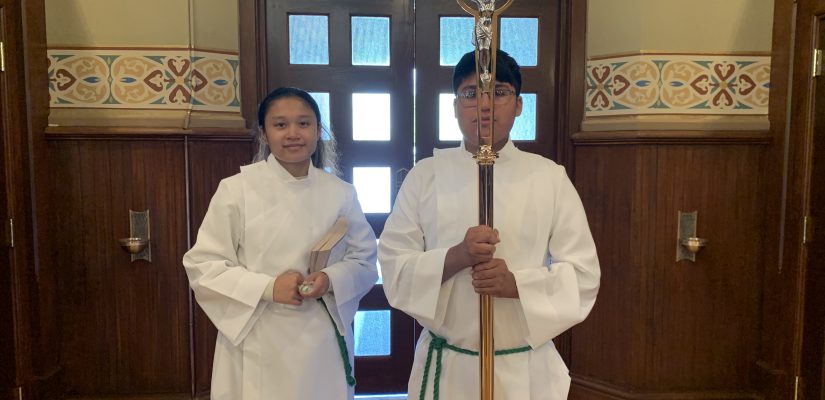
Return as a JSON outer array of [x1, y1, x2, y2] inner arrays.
[[585, 54, 770, 117], [48, 48, 240, 112]]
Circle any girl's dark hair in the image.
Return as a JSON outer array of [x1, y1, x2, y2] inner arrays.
[[253, 87, 339, 175]]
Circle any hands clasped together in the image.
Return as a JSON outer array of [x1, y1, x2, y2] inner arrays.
[[448, 225, 519, 299], [273, 271, 330, 305]]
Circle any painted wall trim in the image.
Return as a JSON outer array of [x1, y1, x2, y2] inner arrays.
[[586, 53, 770, 119], [47, 47, 241, 127]]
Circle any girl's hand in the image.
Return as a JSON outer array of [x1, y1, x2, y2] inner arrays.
[[298, 271, 330, 299], [273, 271, 305, 305]]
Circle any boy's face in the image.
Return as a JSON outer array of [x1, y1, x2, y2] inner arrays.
[[453, 74, 522, 152]]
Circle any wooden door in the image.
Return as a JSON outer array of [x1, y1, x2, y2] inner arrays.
[[414, 0, 559, 161], [0, 1, 16, 392], [799, 12, 825, 400], [0, 0, 45, 397], [756, 1, 825, 399]]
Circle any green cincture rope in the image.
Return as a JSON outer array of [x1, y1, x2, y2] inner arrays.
[[418, 332, 531, 400], [318, 298, 356, 387]]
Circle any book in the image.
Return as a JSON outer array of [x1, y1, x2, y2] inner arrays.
[[308, 217, 348, 274]]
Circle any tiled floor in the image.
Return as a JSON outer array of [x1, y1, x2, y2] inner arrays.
[[354, 395, 407, 400]]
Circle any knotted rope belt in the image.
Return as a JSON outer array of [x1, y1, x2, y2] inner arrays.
[[318, 298, 356, 387], [419, 331, 532, 400]]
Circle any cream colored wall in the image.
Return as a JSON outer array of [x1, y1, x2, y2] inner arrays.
[[587, 0, 774, 56], [46, 0, 190, 47], [46, 0, 238, 51], [192, 0, 239, 51], [45, 0, 242, 128], [587, 0, 643, 56]]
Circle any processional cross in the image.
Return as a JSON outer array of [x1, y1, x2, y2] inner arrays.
[[455, 0, 514, 399]]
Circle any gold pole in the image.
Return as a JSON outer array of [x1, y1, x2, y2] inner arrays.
[[455, 1, 514, 399]]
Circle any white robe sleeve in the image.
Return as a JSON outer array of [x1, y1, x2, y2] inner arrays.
[[378, 166, 452, 330], [512, 168, 601, 349], [321, 187, 379, 336], [183, 179, 273, 346]]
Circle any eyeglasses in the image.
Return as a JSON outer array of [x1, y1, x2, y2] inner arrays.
[[457, 87, 517, 107]]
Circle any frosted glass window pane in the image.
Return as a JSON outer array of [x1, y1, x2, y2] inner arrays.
[[440, 17, 475, 66], [439, 93, 462, 141], [512, 93, 536, 141], [352, 93, 391, 141], [354, 310, 391, 357], [289, 15, 329, 65], [308, 92, 331, 140], [501, 18, 539, 67], [353, 167, 391, 213], [352, 17, 390, 66]]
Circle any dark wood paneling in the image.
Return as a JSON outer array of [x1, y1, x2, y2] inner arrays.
[[186, 139, 254, 396], [556, 0, 586, 169], [239, 0, 266, 129], [652, 145, 763, 390], [0, 15, 15, 389], [571, 130, 772, 145], [570, 144, 765, 398], [48, 140, 190, 396], [572, 375, 759, 400], [44, 126, 250, 139], [572, 145, 656, 390]]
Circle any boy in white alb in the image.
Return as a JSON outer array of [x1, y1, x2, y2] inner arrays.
[[378, 50, 601, 400]]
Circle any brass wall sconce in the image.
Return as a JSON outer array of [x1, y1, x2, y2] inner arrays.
[[118, 209, 151, 262], [676, 210, 708, 262]]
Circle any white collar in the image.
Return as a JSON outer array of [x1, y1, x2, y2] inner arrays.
[[265, 154, 315, 184]]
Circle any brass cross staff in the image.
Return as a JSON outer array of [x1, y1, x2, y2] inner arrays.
[[455, 1, 514, 399]]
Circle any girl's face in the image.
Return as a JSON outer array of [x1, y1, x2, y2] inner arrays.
[[262, 97, 320, 177]]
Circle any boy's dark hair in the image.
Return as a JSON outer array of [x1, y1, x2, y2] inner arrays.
[[452, 50, 522, 96]]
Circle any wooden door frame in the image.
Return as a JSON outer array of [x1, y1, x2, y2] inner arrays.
[[767, 0, 825, 398], [787, 1, 825, 398], [749, 0, 801, 397], [1, 0, 52, 398]]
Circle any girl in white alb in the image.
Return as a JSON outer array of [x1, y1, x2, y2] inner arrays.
[[183, 87, 378, 400]]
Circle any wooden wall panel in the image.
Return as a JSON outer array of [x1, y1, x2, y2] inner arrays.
[[186, 139, 254, 396], [571, 145, 656, 390], [570, 143, 765, 399], [48, 140, 190, 396], [0, 79, 14, 390], [652, 145, 763, 389]]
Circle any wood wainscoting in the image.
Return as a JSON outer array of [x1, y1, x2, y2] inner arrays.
[[568, 138, 768, 400], [39, 132, 254, 399]]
